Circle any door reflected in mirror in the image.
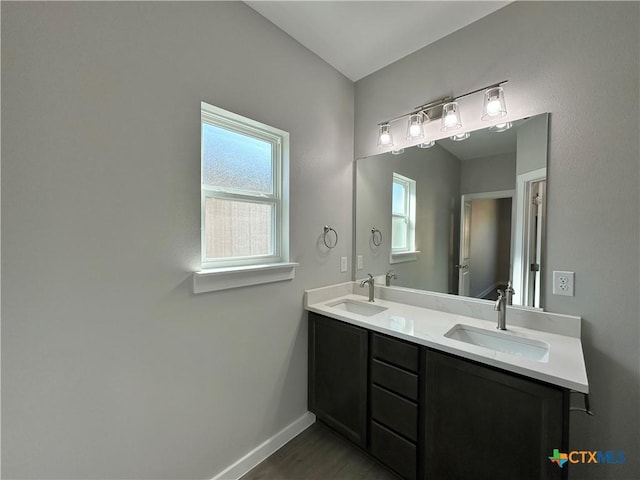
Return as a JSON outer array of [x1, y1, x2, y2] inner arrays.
[[355, 113, 549, 309]]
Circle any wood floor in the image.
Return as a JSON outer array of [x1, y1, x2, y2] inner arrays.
[[239, 422, 401, 480]]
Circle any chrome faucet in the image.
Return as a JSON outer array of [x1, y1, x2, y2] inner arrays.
[[494, 282, 515, 330], [505, 280, 515, 306], [360, 274, 375, 302], [494, 290, 507, 330], [385, 270, 397, 287]]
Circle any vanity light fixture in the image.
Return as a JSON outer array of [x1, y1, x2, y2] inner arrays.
[[406, 113, 425, 139], [378, 123, 394, 147], [450, 132, 471, 142], [482, 86, 507, 120], [375, 80, 508, 148], [391, 148, 405, 155], [417, 140, 436, 149], [441, 102, 462, 132], [489, 121, 513, 132]]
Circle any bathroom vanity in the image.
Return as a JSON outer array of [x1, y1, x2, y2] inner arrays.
[[305, 283, 588, 480]]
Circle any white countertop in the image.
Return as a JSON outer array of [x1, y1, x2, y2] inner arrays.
[[305, 285, 589, 393]]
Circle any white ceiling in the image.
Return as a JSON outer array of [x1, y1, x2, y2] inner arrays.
[[246, 1, 511, 82]]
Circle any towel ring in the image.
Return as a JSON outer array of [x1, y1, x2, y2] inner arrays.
[[371, 228, 383, 247], [323, 226, 338, 249]]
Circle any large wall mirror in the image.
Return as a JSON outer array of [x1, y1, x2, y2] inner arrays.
[[355, 113, 549, 309]]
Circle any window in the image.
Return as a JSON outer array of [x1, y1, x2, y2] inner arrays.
[[195, 102, 295, 293], [391, 173, 417, 262]]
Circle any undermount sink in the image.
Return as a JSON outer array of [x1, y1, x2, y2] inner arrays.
[[327, 299, 388, 317], [444, 324, 550, 362]]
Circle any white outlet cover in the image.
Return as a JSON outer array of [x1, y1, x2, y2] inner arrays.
[[357, 255, 363, 270], [340, 257, 347, 273], [553, 271, 575, 296]]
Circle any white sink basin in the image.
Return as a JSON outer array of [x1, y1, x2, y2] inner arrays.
[[444, 324, 550, 362], [327, 299, 388, 317]]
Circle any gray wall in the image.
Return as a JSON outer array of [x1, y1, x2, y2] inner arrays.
[[354, 154, 394, 278], [496, 198, 512, 283], [460, 152, 516, 194], [468, 198, 504, 298], [355, 2, 639, 479], [2, 2, 353, 479], [395, 146, 460, 293], [517, 113, 549, 175], [355, 145, 460, 292], [469, 199, 498, 297]]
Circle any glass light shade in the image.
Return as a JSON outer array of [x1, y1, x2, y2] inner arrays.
[[391, 148, 405, 155], [417, 140, 435, 149], [450, 132, 470, 142], [482, 87, 507, 120], [406, 113, 424, 140], [489, 121, 513, 132], [441, 102, 462, 131], [378, 124, 394, 147]]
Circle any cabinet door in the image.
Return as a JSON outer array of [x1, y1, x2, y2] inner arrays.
[[424, 350, 568, 480], [308, 312, 368, 447]]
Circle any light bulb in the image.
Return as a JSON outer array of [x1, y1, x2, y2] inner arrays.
[[489, 121, 512, 132], [482, 87, 507, 120], [486, 99, 502, 116], [444, 112, 458, 127], [441, 102, 462, 131], [450, 132, 470, 141], [406, 113, 424, 139], [377, 124, 394, 147]]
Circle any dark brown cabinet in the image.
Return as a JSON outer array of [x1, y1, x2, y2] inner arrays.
[[370, 333, 421, 480], [424, 349, 569, 480], [308, 312, 569, 480], [308, 312, 368, 447]]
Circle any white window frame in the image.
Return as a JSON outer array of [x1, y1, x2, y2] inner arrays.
[[194, 102, 296, 293], [391, 173, 418, 264]]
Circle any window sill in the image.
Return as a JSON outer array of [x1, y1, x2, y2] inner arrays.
[[390, 251, 420, 264], [193, 262, 298, 294]]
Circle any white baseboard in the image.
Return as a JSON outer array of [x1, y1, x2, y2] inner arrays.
[[211, 412, 316, 480]]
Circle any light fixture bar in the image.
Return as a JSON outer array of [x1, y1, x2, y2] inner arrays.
[[412, 96, 453, 116], [454, 80, 508, 102], [377, 80, 508, 126]]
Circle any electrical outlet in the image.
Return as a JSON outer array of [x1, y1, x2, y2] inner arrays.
[[357, 255, 364, 270], [553, 271, 575, 296], [340, 257, 348, 273]]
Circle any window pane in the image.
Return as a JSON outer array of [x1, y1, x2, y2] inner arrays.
[[202, 123, 273, 194], [392, 182, 406, 215], [392, 216, 407, 250], [205, 198, 273, 259]]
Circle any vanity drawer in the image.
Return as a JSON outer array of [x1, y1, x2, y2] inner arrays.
[[371, 385, 417, 441], [372, 333, 419, 373], [371, 359, 418, 401], [371, 421, 417, 480]]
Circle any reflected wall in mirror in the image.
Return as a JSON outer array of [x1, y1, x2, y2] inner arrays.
[[355, 113, 549, 308]]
